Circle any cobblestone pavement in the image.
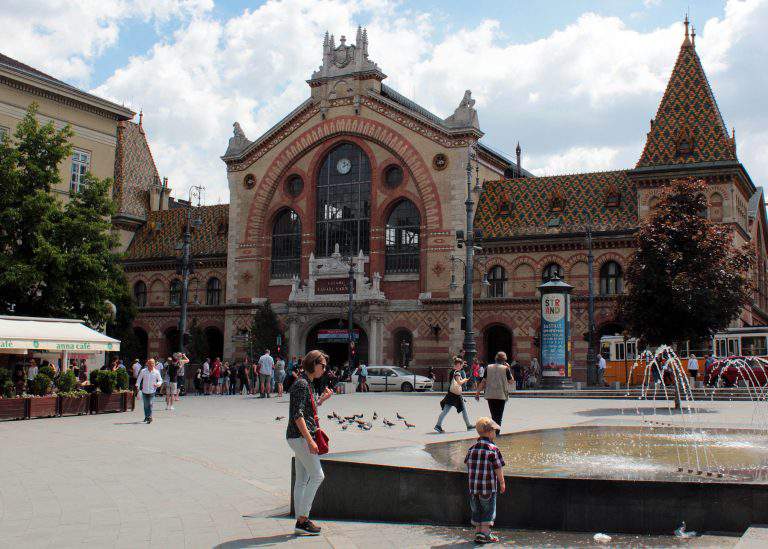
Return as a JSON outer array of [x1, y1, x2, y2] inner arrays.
[[0, 393, 753, 548]]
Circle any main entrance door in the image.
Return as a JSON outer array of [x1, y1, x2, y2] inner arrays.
[[306, 319, 368, 370], [484, 324, 513, 363]]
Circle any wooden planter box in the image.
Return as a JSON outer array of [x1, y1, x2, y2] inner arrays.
[[91, 392, 124, 414], [122, 391, 135, 411], [59, 395, 90, 416], [0, 398, 28, 420], [28, 395, 58, 418]]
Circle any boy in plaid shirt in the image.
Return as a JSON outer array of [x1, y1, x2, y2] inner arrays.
[[464, 416, 506, 544]]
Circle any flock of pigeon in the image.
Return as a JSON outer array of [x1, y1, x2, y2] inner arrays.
[[275, 411, 415, 430]]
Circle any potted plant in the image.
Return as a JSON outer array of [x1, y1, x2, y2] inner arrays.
[[115, 368, 134, 411], [57, 371, 89, 416], [27, 373, 57, 418], [0, 368, 27, 420], [91, 370, 123, 413]]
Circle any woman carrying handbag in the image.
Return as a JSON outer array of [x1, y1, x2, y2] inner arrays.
[[434, 356, 474, 433], [286, 350, 333, 536]]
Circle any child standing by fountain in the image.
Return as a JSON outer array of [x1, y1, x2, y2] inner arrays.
[[464, 417, 506, 544]]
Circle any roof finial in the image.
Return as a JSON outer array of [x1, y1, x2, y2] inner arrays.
[[691, 25, 696, 47], [138, 109, 143, 127], [684, 13, 689, 38]]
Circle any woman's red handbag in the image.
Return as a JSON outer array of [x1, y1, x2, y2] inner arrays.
[[310, 391, 330, 455]]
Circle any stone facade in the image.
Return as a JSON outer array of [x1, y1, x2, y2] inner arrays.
[[125, 23, 768, 382]]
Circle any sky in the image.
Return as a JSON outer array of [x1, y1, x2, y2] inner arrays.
[[1, 0, 766, 204]]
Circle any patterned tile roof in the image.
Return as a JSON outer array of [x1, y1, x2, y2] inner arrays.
[[475, 171, 637, 239], [113, 121, 160, 220], [124, 204, 229, 260], [636, 33, 736, 168]]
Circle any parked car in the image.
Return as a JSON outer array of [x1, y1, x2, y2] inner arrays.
[[351, 366, 433, 392], [706, 356, 768, 387]]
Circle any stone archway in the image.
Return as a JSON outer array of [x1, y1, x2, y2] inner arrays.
[[484, 324, 513, 364], [204, 326, 224, 360], [305, 319, 369, 371]]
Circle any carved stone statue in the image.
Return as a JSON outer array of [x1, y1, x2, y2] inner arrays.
[[224, 121, 252, 157], [444, 89, 480, 129]]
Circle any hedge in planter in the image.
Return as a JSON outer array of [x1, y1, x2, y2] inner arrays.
[[90, 370, 124, 413], [56, 371, 78, 393], [59, 390, 90, 416], [28, 373, 57, 418]]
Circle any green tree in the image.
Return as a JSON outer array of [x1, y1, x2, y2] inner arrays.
[[187, 319, 210, 362], [0, 104, 131, 328], [249, 300, 285, 360], [619, 178, 753, 347]]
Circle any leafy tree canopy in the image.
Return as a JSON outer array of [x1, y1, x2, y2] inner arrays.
[[249, 300, 285, 361], [0, 104, 131, 329], [619, 178, 753, 346]]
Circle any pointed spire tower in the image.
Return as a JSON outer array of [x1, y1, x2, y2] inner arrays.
[[636, 16, 737, 168]]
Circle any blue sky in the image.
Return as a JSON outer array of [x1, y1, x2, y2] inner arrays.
[[2, 0, 765, 203]]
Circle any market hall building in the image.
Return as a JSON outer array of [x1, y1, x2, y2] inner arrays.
[[125, 23, 768, 382]]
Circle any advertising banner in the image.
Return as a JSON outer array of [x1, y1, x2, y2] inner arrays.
[[541, 292, 567, 377]]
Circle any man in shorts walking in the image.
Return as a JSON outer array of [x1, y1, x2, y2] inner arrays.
[[258, 349, 274, 398], [165, 353, 188, 410]]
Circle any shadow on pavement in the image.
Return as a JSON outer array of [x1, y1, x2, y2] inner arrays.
[[214, 534, 296, 548], [575, 407, 717, 417], [112, 421, 147, 425]]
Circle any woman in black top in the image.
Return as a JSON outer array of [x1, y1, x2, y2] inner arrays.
[[286, 350, 333, 536]]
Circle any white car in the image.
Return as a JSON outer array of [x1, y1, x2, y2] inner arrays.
[[351, 366, 433, 392]]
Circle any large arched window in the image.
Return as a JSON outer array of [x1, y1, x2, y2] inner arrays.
[[169, 279, 182, 306], [315, 143, 371, 257], [600, 261, 623, 295], [271, 209, 301, 278], [133, 281, 147, 307], [487, 266, 507, 298], [542, 262, 563, 282], [206, 277, 221, 305], [385, 200, 420, 273]]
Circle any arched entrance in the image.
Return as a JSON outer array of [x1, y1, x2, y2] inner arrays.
[[204, 326, 224, 360], [133, 327, 148, 362], [163, 328, 179, 359], [484, 324, 513, 363], [306, 319, 368, 370]]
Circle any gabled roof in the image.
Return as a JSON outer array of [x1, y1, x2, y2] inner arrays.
[[475, 171, 637, 239], [113, 120, 161, 221], [125, 204, 229, 260], [0, 52, 134, 120], [636, 28, 736, 168]]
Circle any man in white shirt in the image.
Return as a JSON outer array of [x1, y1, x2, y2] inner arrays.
[[27, 358, 39, 382], [258, 349, 274, 398], [202, 358, 211, 395], [136, 358, 163, 424], [131, 359, 142, 397], [597, 353, 607, 387]]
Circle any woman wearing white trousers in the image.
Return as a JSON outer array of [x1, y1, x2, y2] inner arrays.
[[286, 350, 333, 536]]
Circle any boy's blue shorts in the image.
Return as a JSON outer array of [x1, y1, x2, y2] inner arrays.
[[469, 492, 497, 526]]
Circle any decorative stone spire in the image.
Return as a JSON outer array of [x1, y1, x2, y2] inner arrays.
[[444, 90, 479, 129], [223, 121, 252, 157], [691, 25, 696, 48], [309, 27, 385, 83], [138, 109, 143, 127], [516, 142, 522, 177], [683, 14, 691, 47]]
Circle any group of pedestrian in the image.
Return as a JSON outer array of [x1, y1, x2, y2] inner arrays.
[[134, 353, 189, 423], [435, 351, 515, 435]]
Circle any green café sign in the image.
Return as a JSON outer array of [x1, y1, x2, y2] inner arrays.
[[0, 338, 118, 352]]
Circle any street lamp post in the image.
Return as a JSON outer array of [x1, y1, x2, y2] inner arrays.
[[178, 185, 204, 355], [586, 217, 597, 386], [347, 259, 355, 375]]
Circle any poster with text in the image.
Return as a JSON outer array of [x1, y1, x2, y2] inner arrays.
[[541, 292, 567, 377]]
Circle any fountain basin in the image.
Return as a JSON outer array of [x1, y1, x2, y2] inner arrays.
[[299, 426, 768, 534]]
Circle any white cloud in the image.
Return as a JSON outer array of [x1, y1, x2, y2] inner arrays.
[[526, 146, 622, 176], [5, 0, 767, 202], [0, 0, 211, 83]]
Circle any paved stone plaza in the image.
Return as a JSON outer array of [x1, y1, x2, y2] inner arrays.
[[1, 393, 758, 548]]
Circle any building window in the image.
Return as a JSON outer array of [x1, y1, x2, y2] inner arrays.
[[285, 174, 303, 197], [133, 281, 147, 307], [383, 165, 404, 189], [487, 266, 507, 298], [206, 277, 221, 305], [169, 279, 182, 306], [385, 199, 420, 273], [315, 142, 371, 257], [600, 261, 623, 295], [542, 262, 563, 282], [70, 149, 91, 193], [271, 209, 301, 278]]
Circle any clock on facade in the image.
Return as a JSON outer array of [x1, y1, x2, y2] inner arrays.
[[336, 158, 352, 174]]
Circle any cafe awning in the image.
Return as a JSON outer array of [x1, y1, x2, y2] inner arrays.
[[0, 316, 120, 353]]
